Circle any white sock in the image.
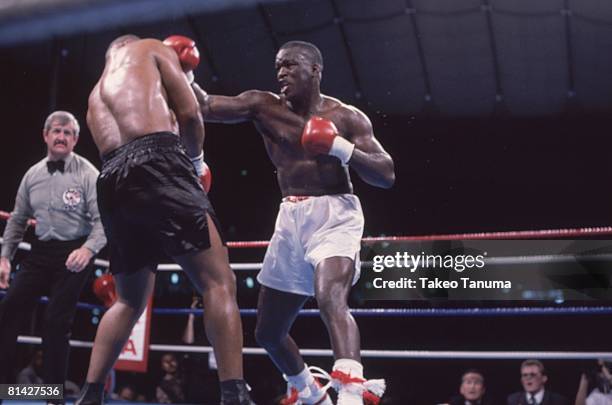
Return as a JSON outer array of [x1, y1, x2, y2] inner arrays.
[[285, 365, 315, 392], [333, 358, 364, 379]]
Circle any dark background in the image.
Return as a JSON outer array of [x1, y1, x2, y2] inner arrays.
[[1, 0, 611, 403]]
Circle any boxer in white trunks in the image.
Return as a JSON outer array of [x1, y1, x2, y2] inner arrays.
[[191, 41, 395, 405]]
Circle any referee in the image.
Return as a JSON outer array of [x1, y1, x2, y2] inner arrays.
[[0, 111, 106, 400]]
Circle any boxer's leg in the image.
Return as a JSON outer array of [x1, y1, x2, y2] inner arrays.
[[174, 213, 241, 380], [254, 286, 308, 375], [315, 257, 364, 405], [174, 213, 253, 404], [76, 265, 156, 405], [314, 256, 360, 362], [256, 287, 332, 404]]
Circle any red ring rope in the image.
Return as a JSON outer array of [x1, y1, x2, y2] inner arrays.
[[0, 210, 36, 227], [2, 210, 611, 248]]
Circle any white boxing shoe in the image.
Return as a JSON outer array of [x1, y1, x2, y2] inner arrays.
[[281, 379, 334, 405], [330, 369, 386, 405]]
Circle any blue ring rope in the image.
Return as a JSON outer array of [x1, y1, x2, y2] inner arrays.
[[147, 306, 612, 317], [2, 292, 611, 317]]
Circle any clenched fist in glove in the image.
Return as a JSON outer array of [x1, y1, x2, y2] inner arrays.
[[301, 116, 355, 166], [163, 35, 200, 83], [190, 153, 212, 193]]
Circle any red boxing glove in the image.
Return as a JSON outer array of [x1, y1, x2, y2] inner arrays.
[[301, 116, 355, 166], [163, 35, 200, 72], [189, 153, 211, 192], [93, 273, 117, 308], [200, 162, 212, 193]]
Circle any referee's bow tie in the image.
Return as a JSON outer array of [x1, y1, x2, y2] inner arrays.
[[47, 160, 65, 174]]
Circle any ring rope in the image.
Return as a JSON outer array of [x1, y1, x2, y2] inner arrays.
[[0, 239, 261, 271], [1, 293, 610, 317], [3, 239, 612, 272], [223, 227, 612, 247], [14, 336, 612, 359], [147, 306, 612, 317], [2, 210, 612, 246]]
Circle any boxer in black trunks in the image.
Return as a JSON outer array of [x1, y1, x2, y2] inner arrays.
[[78, 35, 254, 405]]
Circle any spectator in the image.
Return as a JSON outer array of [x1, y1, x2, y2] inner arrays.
[[507, 359, 570, 405], [155, 353, 185, 403], [116, 385, 137, 401], [64, 380, 80, 398], [575, 359, 612, 405], [447, 369, 493, 405], [16, 349, 44, 384]]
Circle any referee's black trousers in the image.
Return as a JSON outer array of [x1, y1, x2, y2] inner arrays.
[[0, 238, 92, 385]]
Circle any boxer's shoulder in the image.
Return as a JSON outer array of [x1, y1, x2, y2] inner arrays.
[[319, 96, 369, 130], [245, 89, 278, 102], [136, 37, 164, 49], [241, 89, 283, 112], [129, 38, 170, 59]]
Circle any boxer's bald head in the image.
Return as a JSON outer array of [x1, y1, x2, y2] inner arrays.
[[106, 34, 140, 58]]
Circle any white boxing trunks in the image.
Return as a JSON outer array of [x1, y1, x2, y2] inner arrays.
[[257, 194, 364, 296]]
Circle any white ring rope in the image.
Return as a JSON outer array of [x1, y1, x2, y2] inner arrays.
[[15, 336, 612, 360], [0, 238, 262, 271], [484, 253, 612, 265]]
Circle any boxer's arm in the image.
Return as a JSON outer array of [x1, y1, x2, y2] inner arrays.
[[345, 108, 395, 189], [156, 42, 205, 158], [191, 84, 271, 124], [81, 164, 106, 255]]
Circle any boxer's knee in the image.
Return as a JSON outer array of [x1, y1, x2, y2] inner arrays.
[[210, 269, 237, 293], [175, 242, 235, 297], [317, 293, 349, 324], [254, 323, 284, 350], [203, 275, 237, 305], [115, 298, 149, 320]]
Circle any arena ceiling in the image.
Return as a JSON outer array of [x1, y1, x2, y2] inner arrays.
[[2, 0, 612, 117]]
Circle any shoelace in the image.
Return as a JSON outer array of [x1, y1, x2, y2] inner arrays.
[[329, 369, 386, 405], [281, 366, 386, 405], [279, 387, 299, 405], [280, 386, 329, 405], [281, 366, 333, 405]]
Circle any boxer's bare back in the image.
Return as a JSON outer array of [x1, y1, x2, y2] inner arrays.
[[88, 37, 201, 156]]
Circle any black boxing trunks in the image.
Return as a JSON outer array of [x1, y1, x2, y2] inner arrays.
[[97, 132, 224, 274]]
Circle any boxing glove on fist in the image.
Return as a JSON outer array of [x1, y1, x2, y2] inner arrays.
[[200, 162, 212, 193], [163, 35, 200, 82], [93, 273, 117, 308], [301, 116, 355, 166], [190, 153, 212, 193]]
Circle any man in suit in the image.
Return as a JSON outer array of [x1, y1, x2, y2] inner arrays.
[[507, 359, 570, 405]]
